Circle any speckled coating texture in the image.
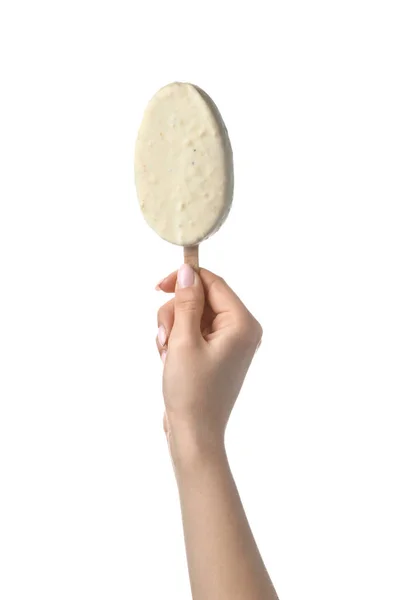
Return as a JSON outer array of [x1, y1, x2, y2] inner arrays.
[[134, 82, 234, 246]]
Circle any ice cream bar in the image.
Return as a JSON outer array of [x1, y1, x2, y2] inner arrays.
[[134, 82, 234, 268]]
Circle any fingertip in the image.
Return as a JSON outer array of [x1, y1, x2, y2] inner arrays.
[[156, 271, 178, 293]]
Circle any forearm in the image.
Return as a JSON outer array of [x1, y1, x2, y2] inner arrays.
[[174, 439, 278, 600]]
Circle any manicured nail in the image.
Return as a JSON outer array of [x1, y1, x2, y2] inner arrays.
[[161, 350, 167, 364], [155, 277, 165, 291], [178, 264, 194, 288], [158, 325, 167, 347]]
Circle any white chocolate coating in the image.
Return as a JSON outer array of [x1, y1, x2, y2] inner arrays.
[[134, 82, 233, 246]]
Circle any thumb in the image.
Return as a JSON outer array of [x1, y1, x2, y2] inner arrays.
[[171, 264, 204, 342]]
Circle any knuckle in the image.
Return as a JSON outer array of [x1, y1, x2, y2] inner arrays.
[[176, 288, 198, 312], [157, 299, 174, 325], [179, 298, 197, 313], [157, 304, 167, 322], [252, 318, 263, 343], [207, 275, 225, 296], [235, 313, 263, 348]]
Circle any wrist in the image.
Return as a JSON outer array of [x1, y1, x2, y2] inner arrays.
[[166, 415, 227, 475]]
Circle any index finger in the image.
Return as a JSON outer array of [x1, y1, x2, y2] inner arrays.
[[199, 269, 245, 315], [155, 271, 178, 292]]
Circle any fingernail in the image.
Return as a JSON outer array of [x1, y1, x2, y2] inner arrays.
[[155, 277, 165, 291], [161, 350, 167, 364], [178, 264, 194, 288], [158, 325, 167, 347]]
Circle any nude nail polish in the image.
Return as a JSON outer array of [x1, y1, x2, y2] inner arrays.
[[178, 264, 194, 288], [158, 325, 167, 347]]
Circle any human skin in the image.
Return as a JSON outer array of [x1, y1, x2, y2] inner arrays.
[[155, 264, 279, 600]]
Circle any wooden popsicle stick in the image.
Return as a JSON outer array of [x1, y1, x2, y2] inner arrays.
[[184, 245, 199, 271]]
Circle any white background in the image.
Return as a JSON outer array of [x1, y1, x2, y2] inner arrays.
[[0, 1, 399, 598]]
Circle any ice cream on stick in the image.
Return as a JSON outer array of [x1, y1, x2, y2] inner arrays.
[[134, 82, 234, 270]]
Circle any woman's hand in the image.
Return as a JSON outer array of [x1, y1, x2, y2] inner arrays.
[[156, 265, 262, 466], [155, 266, 278, 600]]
